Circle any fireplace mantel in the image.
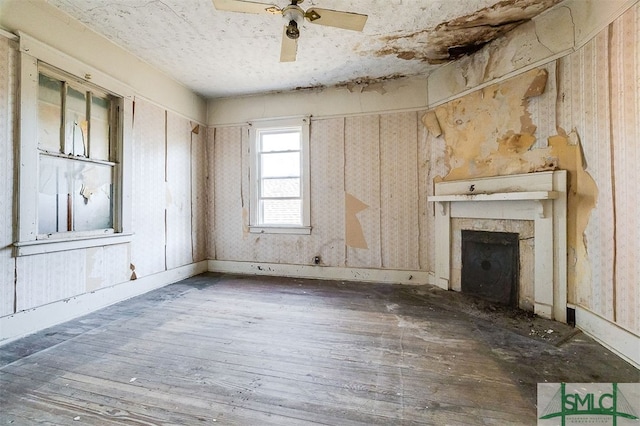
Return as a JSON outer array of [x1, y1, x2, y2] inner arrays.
[[428, 171, 567, 322], [428, 191, 558, 202]]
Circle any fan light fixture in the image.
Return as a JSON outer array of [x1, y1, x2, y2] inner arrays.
[[211, 0, 368, 62], [282, 3, 303, 39]]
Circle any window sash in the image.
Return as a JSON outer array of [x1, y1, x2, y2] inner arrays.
[[257, 129, 302, 226], [38, 153, 115, 235], [16, 34, 133, 255], [35, 68, 118, 238], [249, 117, 310, 233]]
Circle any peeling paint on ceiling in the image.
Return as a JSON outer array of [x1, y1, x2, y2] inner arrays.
[[376, 0, 562, 63], [47, 0, 561, 99]]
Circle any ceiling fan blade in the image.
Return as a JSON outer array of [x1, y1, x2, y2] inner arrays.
[[304, 8, 367, 31], [212, 0, 281, 15], [280, 27, 297, 62]]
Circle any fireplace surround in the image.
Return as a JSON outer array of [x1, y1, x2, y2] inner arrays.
[[428, 171, 567, 322]]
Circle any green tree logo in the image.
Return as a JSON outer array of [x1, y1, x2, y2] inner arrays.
[[540, 383, 639, 425]]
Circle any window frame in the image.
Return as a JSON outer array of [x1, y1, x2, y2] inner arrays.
[[14, 33, 133, 256], [36, 64, 119, 237], [249, 116, 311, 235]]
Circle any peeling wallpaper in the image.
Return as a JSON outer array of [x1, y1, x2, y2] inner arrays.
[[211, 113, 427, 272], [344, 115, 381, 268], [210, 4, 638, 337], [0, 47, 207, 317], [429, 66, 600, 323], [422, 4, 639, 334]]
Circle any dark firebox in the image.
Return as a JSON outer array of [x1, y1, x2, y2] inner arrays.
[[461, 230, 519, 307]]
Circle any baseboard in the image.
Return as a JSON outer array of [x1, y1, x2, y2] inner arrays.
[[208, 260, 435, 286], [0, 260, 208, 345], [575, 306, 640, 369]]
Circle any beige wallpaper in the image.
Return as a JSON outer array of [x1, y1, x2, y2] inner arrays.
[[131, 99, 167, 277], [166, 112, 194, 269], [0, 37, 16, 317], [345, 115, 382, 268]]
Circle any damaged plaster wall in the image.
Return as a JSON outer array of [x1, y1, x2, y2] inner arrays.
[[423, 3, 639, 337], [427, 0, 636, 107]]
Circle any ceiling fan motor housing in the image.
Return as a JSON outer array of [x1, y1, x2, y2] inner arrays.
[[283, 4, 304, 39]]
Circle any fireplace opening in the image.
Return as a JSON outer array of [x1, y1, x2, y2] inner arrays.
[[461, 230, 519, 307]]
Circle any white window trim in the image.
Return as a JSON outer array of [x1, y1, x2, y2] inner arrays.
[[248, 116, 311, 235], [15, 33, 133, 256]]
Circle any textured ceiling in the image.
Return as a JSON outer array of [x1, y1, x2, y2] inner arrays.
[[48, 0, 561, 99]]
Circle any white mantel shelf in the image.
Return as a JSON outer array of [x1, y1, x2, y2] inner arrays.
[[428, 191, 558, 203]]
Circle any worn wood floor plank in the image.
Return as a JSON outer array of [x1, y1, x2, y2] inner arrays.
[[2, 273, 638, 425]]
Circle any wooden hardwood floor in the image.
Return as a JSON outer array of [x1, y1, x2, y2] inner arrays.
[[1, 273, 637, 425]]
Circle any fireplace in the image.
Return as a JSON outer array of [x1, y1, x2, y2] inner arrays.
[[461, 230, 519, 306], [428, 171, 567, 322]]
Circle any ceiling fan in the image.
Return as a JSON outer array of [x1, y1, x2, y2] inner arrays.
[[211, 0, 368, 62]]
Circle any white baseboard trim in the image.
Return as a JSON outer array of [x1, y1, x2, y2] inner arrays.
[[208, 260, 435, 286], [0, 260, 208, 345], [575, 306, 640, 369]]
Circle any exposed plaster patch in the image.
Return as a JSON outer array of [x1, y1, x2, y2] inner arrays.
[[427, 67, 597, 308], [547, 132, 597, 307], [242, 207, 249, 237], [421, 111, 442, 137], [376, 0, 561, 64], [433, 68, 550, 180], [523, 69, 548, 98], [345, 193, 369, 249]]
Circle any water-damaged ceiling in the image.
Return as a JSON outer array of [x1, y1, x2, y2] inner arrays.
[[48, 0, 562, 99]]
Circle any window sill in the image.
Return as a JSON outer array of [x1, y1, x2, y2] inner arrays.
[[14, 233, 134, 257], [249, 226, 311, 235]]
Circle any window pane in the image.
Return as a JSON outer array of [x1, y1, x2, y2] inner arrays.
[[261, 152, 300, 178], [261, 199, 302, 225], [90, 95, 111, 161], [38, 156, 68, 234], [262, 178, 300, 198], [66, 86, 88, 156], [39, 155, 113, 234], [38, 74, 62, 152], [261, 131, 300, 152], [73, 162, 113, 231]]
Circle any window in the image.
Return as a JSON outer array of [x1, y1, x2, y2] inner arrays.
[[37, 68, 117, 235], [249, 117, 310, 234], [15, 33, 132, 256]]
